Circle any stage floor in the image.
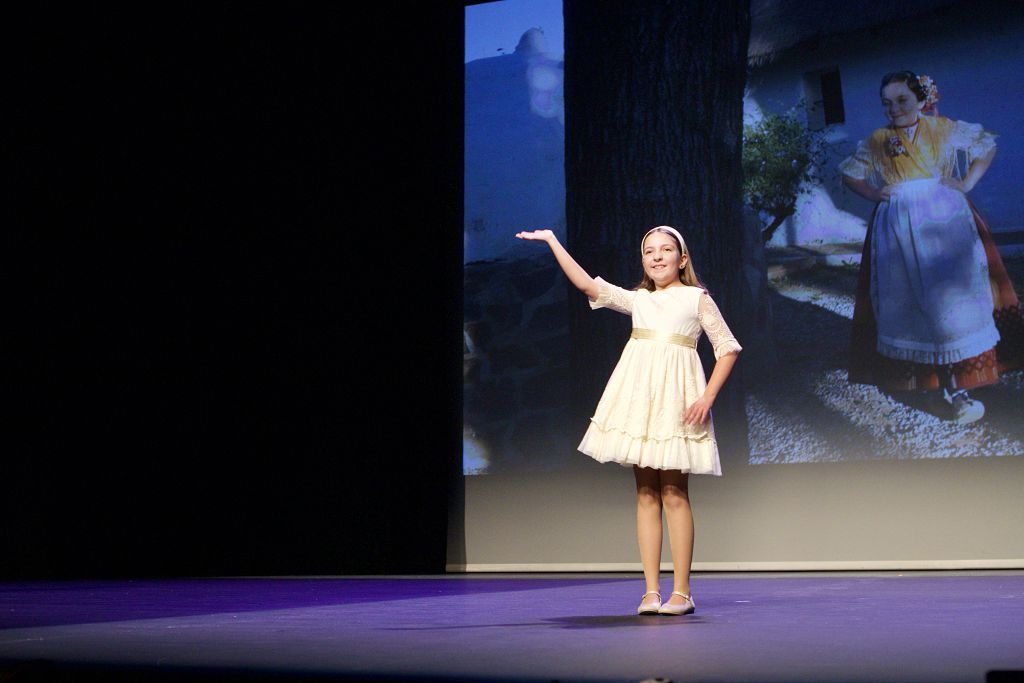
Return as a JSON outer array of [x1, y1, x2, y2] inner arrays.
[[0, 571, 1022, 682]]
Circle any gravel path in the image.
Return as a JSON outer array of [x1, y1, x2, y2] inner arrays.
[[746, 255, 1024, 464]]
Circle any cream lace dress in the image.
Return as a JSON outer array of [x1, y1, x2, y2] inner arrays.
[[577, 277, 742, 474]]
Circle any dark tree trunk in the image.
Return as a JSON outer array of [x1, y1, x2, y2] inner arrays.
[[563, 0, 752, 461]]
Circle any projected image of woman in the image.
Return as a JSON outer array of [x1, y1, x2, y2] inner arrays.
[[515, 226, 741, 616], [841, 71, 1024, 424]]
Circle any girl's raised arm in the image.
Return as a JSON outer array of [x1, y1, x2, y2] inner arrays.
[[515, 229, 599, 300]]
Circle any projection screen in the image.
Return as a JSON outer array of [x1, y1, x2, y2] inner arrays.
[[454, 0, 1024, 571]]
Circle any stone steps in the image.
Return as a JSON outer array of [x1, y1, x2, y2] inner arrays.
[[767, 237, 1024, 281], [766, 243, 862, 281]]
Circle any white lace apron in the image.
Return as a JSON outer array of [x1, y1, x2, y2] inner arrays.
[[870, 177, 999, 364]]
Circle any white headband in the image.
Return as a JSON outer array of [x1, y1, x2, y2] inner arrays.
[[641, 225, 687, 254]]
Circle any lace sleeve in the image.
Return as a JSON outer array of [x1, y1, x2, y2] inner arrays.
[[588, 276, 635, 316], [697, 292, 742, 360], [837, 138, 874, 181], [949, 119, 997, 161]]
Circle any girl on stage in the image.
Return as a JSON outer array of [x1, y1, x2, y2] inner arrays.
[[516, 226, 741, 616], [840, 70, 1023, 423]]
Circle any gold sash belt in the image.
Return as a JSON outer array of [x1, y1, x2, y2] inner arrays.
[[630, 328, 696, 348]]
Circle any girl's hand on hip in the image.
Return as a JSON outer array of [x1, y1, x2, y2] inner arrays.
[[684, 396, 713, 425], [876, 185, 895, 202]]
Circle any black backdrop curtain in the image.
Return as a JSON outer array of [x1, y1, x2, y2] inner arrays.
[[8, 2, 464, 578]]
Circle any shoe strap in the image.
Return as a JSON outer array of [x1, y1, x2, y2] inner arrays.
[[641, 591, 661, 599], [671, 591, 692, 600]]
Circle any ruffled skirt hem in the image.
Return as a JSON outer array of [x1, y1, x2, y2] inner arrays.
[[876, 325, 1001, 366], [578, 422, 722, 475]]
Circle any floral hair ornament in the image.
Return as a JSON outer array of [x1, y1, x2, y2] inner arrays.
[[641, 225, 688, 255], [918, 74, 939, 114]]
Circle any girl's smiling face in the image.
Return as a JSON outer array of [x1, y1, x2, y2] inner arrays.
[[642, 231, 686, 289], [881, 81, 924, 128]]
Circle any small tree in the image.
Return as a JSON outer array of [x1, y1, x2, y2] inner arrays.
[[742, 109, 832, 244]]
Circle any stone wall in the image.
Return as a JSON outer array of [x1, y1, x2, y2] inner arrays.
[[463, 255, 576, 475]]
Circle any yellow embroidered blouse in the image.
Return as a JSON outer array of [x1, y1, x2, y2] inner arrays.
[[839, 115, 997, 187]]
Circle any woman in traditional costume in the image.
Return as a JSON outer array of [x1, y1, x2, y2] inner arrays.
[[840, 71, 1023, 423]]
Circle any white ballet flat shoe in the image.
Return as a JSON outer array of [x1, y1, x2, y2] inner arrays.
[[637, 590, 662, 615], [657, 591, 695, 615]]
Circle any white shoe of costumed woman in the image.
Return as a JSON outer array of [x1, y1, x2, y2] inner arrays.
[[950, 390, 984, 424], [658, 591, 695, 615], [928, 389, 984, 424], [637, 591, 662, 615]]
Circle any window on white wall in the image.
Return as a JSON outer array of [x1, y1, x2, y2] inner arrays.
[[803, 67, 845, 130]]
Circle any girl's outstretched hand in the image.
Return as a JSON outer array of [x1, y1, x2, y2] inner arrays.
[[514, 228, 596, 298], [515, 229, 555, 242]]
